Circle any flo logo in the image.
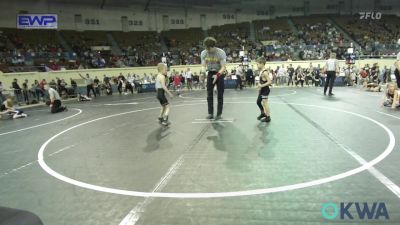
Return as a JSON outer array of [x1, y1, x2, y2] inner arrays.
[[321, 202, 389, 220], [359, 12, 382, 20]]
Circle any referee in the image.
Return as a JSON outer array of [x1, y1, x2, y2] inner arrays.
[[200, 37, 227, 120], [324, 52, 339, 96]]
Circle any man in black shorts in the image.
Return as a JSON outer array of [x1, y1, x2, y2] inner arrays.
[[200, 37, 227, 120], [155, 63, 174, 126]]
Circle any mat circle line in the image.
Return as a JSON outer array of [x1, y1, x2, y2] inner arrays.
[[37, 102, 395, 198]]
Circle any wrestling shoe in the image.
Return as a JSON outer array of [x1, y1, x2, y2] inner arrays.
[[257, 114, 266, 120], [261, 116, 271, 123]]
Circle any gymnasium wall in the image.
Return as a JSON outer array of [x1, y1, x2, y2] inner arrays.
[[0, 59, 396, 88]]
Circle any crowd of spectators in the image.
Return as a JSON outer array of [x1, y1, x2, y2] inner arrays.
[[333, 15, 400, 55], [0, 15, 399, 73]]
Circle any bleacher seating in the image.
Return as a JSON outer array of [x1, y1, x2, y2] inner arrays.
[[208, 22, 250, 49], [254, 18, 295, 45], [60, 30, 109, 47], [0, 14, 399, 73], [162, 28, 203, 50], [1, 28, 60, 48], [112, 31, 158, 49], [333, 15, 400, 48], [292, 16, 347, 46]]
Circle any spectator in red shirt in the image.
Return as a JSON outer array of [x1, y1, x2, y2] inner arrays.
[[174, 72, 182, 95]]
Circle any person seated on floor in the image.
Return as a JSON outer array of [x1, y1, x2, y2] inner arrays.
[[0, 96, 27, 119], [363, 80, 381, 92], [104, 82, 113, 95], [359, 68, 369, 85], [383, 83, 400, 109], [77, 93, 92, 102], [125, 80, 134, 94], [312, 69, 321, 87], [44, 85, 67, 113]]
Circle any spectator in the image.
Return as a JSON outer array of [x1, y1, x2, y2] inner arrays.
[[0, 81, 4, 103], [246, 67, 255, 87], [125, 80, 134, 94], [174, 72, 182, 95], [11, 78, 22, 103], [277, 65, 286, 86], [185, 68, 193, 90], [103, 74, 110, 84], [56, 77, 62, 92], [94, 76, 100, 96], [22, 79, 29, 104], [381, 65, 389, 84], [295, 66, 305, 87], [117, 76, 124, 94], [59, 79, 68, 98], [105, 81, 113, 95], [40, 79, 47, 90], [49, 79, 57, 90], [70, 78, 78, 95], [33, 80, 43, 102], [363, 81, 381, 92], [287, 64, 295, 86]]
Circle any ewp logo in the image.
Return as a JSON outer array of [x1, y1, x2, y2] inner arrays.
[[322, 202, 389, 220], [17, 14, 58, 29], [359, 12, 382, 20]]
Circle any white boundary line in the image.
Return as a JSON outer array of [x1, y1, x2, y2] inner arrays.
[[179, 90, 297, 100], [369, 110, 400, 198], [118, 156, 184, 225], [104, 102, 138, 106], [37, 102, 396, 198], [110, 96, 155, 102], [376, 111, 400, 120], [0, 109, 83, 136], [345, 88, 385, 97], [194, 118, 235, 121], [192, 121, 234, 124], [290, 105, 400, 199], [0, 145, 75, 179], [346, 150, 400, 198], [66, 96, 156, 107]]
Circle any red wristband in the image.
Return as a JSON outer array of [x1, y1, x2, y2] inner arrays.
[[216, 72, 221, 78]]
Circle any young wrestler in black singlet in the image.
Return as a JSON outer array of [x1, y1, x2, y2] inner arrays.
[[156, 63, 174, 126], [256, 57, 273, 122]]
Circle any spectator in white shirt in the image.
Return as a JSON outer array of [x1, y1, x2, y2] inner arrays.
[[185, 68, 193, 90], [277, 66, 286, 86]]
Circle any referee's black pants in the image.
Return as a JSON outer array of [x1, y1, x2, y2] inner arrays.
[[207, 71, 224, 116], [395, 70, 400, 88], [51, 100, 65, 113], [324, 71, 336, 94], [86, 84, 96, 97]]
